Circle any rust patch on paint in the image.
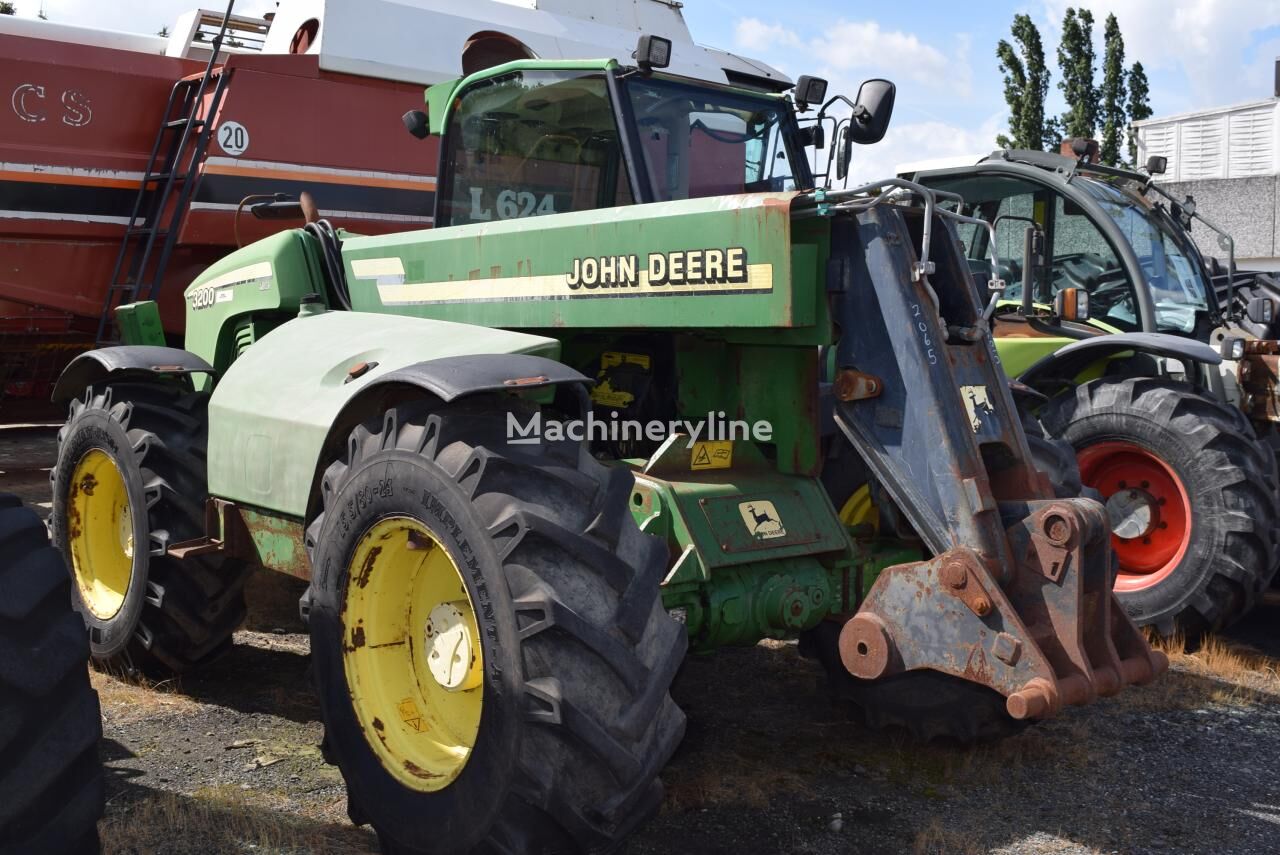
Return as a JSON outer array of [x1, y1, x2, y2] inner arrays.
[[403, 760, 442, 780], [353, 545, 381, 589]]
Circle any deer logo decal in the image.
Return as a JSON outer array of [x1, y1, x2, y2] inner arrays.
[[738, 500, 786, 540]]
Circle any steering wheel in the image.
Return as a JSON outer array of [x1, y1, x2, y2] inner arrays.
[[1056, 252, 1132, 314]]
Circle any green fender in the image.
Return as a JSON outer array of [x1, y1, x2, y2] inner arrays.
[[206, 309, 565, 517]]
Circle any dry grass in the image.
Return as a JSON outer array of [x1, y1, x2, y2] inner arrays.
[[913, 818, 986, 855], [100, 785, 376, 855], [91, 666, 200, 723], [663, 750, 813, 811], [1116, 633, 1280, 713]]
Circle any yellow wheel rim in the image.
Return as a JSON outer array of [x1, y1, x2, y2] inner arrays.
[[343, 517, 483, 792], [838, 484, 880, 534], [67, 449, 135, 620]]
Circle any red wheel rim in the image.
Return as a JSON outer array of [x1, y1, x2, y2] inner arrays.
[[1076, 440, 1192, 592]]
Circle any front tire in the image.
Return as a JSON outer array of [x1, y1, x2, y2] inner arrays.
[[307, 398, 686, 854], [50, 382, 252, 674], [0, 495, 103, 855], [1040, 377, 1279, 637]]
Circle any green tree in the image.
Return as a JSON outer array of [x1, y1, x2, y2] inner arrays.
[[1127, 61, 1153, 164], [0, 3, 16, 15], [996, 14, 1051, 150], [1057, 7, 1098, 140], [1099, 14, 1128, 165]]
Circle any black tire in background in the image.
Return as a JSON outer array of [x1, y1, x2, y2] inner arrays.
[[1040, 377, 1279, 637], [0, 495, 103, 855], [307, 399, 686, 855], [50, 382, 253, 675]]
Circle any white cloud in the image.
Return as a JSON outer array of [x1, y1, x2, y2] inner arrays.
[[1042, 0, 1280, 109], [733, 17, 974, 100], [844, 112, 1006, 185], [811, 21, 971, 98], [734, 18, 802, 52]]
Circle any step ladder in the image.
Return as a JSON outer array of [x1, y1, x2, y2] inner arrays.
[[95, 1, 242, 344]]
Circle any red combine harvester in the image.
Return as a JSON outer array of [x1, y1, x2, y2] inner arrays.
[[0, 0, 788, 414]]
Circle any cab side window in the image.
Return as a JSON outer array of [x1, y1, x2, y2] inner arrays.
[[1049, 195, 1138, 329], [439, 70, 633, 227]]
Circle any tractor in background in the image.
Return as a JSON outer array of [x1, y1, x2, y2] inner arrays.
[[910, 149, 1280, 639], [48, 41, 1165, 854]]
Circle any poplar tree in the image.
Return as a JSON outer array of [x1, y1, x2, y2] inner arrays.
[[1100, 14, 1128, 165], [1127, 62, 1153, 164], [996, 14, 1050, 150], [1057, 7, 1098, 140]]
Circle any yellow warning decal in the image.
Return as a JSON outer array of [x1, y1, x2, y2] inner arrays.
[[398, 697, 428, 732], [691, 441, 733, 471]]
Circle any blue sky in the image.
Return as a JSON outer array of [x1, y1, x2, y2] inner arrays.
[[13, 0, 1280, 181], [681, 0, 1280, 179]]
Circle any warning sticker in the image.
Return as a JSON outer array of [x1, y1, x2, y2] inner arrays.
[[398, 697, 428, 732], [691, 440, 733, 471]]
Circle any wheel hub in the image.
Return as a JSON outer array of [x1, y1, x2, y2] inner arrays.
[[1104, 488, 1158, 540], [425, 602, 482, 692], [67, 448, 135, 620], [342, 517, 483, 793], [1076, 440, 1192, 592]]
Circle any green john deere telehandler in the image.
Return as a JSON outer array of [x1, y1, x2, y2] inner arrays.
[[50, 46, 1166, 854], [911, 150, 1280, 639]]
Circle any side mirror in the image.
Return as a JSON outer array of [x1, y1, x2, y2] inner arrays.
[[1247, 295, 1275, 326], [1145, 155, 1167, 175], [403, 109, 430, 140], [1054, 287, 1089, 322], [1020, 225, 1046, 315], [835, 126, 851, 181], [846, 78, 895, 144]]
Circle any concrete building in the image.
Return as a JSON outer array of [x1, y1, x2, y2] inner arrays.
[[1134, 67, 1280, 269]]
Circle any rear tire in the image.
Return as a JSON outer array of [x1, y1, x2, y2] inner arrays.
[[1040, 377, 1279, 637], [307, 398, 686, 854], [50, 382, 252, 674], [0, 495, 103, 855]]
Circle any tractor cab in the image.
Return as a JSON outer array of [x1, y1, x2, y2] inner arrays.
[[427, 59, 815, 229], [912, 152, 1218, 340]]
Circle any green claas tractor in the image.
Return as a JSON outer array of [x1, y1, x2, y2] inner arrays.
[[910, 150, 1280, 639], [49, 46, 1166, 854]]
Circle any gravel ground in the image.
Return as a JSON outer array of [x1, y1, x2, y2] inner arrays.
[[5, 423, 1280, 855]]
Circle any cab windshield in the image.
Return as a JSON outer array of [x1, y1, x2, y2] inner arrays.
[[1079, 180, 1212, 334], [622, 76, 805, 201]]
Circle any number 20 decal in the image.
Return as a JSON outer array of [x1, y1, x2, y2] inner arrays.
[[217, 121, 250, 156]]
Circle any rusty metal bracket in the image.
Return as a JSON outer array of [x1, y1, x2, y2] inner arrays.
[[834, 369, 883, 402], [938, 550, 993, 617], [168, 497, 254, 561], [840, 497, 1168, 721], [1238, 343, 1280, 423]]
